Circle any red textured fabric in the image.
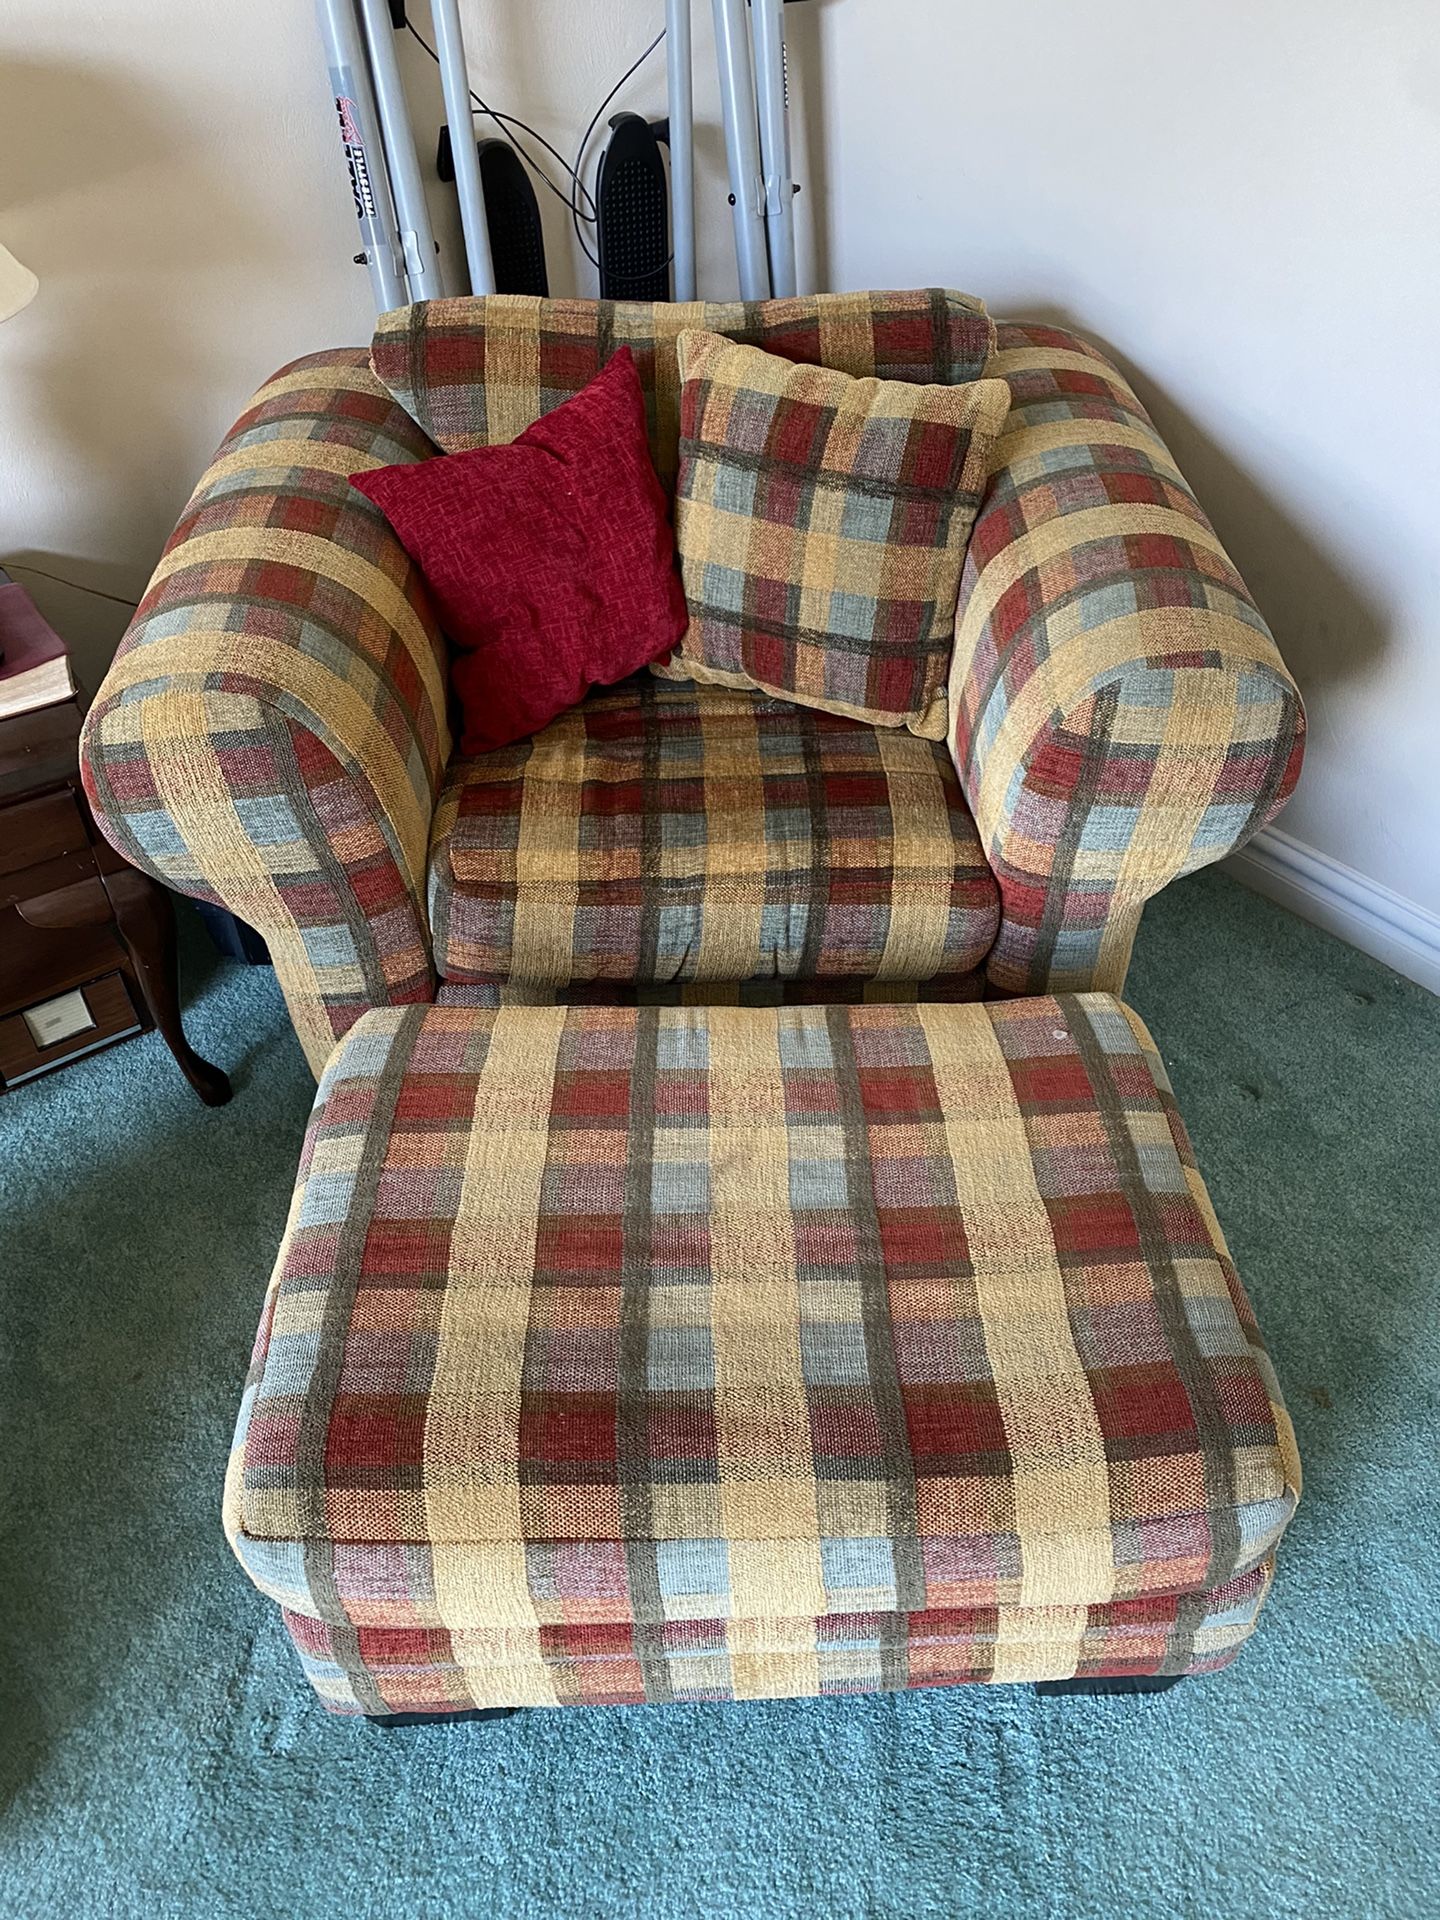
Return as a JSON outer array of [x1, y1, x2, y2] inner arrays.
[[350, 347, 688, 752]]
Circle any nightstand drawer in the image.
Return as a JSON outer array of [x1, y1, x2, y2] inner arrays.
[[0, 679, 229, 1103], [0, 698, 83, 801], [0, 850, 99, 916], [0, 972, 143, 1087], [0, 788, 90, 875], [0, 902, 127, 1014]]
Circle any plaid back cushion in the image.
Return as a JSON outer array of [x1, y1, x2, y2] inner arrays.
[[656, 331, 1011, 739], [370, 289, 995, 484]]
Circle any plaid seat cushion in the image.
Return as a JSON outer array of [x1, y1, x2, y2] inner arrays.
[[225, 994, 1298, 1711], [656, 331, 1010, 739], [369, 289, 995, 485], [427, 675, 1000, 993]]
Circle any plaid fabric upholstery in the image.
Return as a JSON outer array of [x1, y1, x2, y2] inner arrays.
[[435, 979, 986, 1011], [654, 332, 1010, 740], [427, 675, 999, 992], [82, 307, 1308, 1083], [369, 290, 995, 485], [948, 323, 1305, 995], [79, 351, 451, 1074], [283, 1562, 1274, 1716], [225, 994, 1298, 1712]]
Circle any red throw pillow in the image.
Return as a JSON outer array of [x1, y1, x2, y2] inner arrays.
[[350, 346, 688, 753]]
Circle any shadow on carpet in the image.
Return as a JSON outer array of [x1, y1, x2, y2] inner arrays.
[[1, 872, 1437, 1920]]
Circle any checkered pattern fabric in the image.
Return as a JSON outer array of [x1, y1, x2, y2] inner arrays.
[[428, 674, 999, 993], [79, 308, 1307, 1083], [369, 289, 996, 486], [283, 1562, 1274, 1715], [78, 350, 451, 1074], [948, 323, 1305, 995], [225, 994, 1299, 1713], [656, 331, 1010, 738]]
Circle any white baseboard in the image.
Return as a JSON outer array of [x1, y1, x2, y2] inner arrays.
[[1225, 828, 1440, 996]]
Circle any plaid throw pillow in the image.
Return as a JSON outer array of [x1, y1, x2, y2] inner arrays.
[[370, 289, 995, 486], [657, 330, 1011, 739]]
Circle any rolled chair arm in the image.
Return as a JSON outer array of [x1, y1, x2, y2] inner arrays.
[[80, 350, 450, 1075], [950, 323, 1304, 995]]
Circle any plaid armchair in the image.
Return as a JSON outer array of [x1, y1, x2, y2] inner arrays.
[[80, 292, 1303, 1077]]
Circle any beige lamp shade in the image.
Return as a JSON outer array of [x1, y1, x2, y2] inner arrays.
[[0, 240, 38, 323]]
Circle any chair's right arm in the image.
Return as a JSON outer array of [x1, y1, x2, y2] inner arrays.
[[80, 350, 451, 1076], [947, 323, 1305, 996]]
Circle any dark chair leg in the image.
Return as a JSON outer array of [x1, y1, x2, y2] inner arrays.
[[100, 865, 233, 1106], [1035, 1676, 1184, 1698], [366, 1707, 521, 1728]]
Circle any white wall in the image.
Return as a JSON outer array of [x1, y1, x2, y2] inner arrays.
[[811, 0, 1440, 942], [2, 1, 1437, 951], [1, 3, 371, 683]]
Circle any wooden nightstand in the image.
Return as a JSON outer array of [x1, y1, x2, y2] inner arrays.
[[0, 692, 231, 1103]]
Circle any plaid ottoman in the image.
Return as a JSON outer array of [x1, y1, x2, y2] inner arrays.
[[224, 995, 1299, 1718]]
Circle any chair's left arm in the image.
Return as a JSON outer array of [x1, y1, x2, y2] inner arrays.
[[80, 349, 451, 1075], [949, 322, 1305, 995]]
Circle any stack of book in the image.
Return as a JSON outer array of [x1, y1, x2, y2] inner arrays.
[[0, 574, 75, 721]]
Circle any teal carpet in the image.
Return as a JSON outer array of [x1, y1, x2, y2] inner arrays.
[[2, 870, 1437, 1919]]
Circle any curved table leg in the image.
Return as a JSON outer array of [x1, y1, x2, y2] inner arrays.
[[100, 865, 233, 1106]]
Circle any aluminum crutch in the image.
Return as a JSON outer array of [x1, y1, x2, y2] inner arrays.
[[749, 0, 796, 298], [711, 0, 771, 299], [429, 0, 496, 294], [315, 0, 407, 312], [355, 0, 445, 300], [666, 0, 697, 301]]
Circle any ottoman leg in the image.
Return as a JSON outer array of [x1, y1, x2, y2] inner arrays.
[[366, 1707, 522, 1728], [1034, 1676, 1184, 1698]]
